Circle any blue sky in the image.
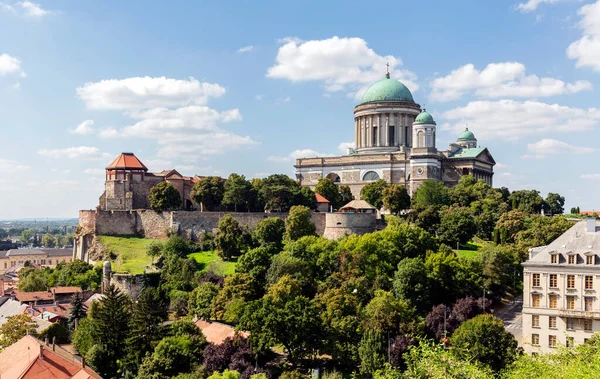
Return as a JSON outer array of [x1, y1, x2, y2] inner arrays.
[[1, 0, 600, 218]]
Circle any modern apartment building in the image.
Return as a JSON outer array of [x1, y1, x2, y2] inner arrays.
[[522, 218, 600, 354]]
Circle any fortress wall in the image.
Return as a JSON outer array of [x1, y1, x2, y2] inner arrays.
[[323, 213, 377, 240], [110, 273, 143, 300], [136, 210, 171, 239], [94, 210, 137, 236], [79, 210, 96, 231]]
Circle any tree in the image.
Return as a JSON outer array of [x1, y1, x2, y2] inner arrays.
[[192, 176, 225, 211], [42, 233, 56, 247], [360, 179, 388, 209], [0, 314, 38, 348], [545, 192, 565, 215], [437, 207, 476, 247], [393, 257, 432, 315], [412, 180, 450, 208], [236, 246, 273, 288], [212, 273, 258, 321], [408, 205, 441, 235], [18, 268, 48, 291], [358, 329, 386, 376], [315, 178, 341, 209], [260, 174, 305, 212], [223, 173, 253, 211], [253, 217, 285, 249], [382, 184, 410, 214], [495, 210, 528, 243], [39, 322, 70, 344], [284, 205, 316, 241], [93, 284, 132, 379], [20, 229, 33, 244], [389, 335, 415, 370], [450, 314, 518, 372], [189, 282, 220, 319], [215, 215, 246, 261], [72, 318, 97, 357], [149, 181, 182, 211], [508, 189, 545, 214], [207, 370, 241, 379], [202, 336, 259, 378], [363, 290, 410, 333], [339, 185, 354, 206], [68, 292, 87, 331]]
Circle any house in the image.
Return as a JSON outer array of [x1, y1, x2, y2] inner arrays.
[[315, 193, 330, 213]]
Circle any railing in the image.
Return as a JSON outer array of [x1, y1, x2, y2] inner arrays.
[[558, 309, 600, 319]]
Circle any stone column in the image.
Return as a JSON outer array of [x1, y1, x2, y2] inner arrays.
[[355, 118, 358, 148]]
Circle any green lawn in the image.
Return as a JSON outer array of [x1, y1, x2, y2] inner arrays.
[[188, 250, 237, 276], [97, 235, 157, 274], [455, 241, 486, 259]]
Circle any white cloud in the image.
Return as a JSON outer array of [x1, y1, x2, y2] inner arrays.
[[98, 128, 119, 138], [524, 138, 595, 159], [83, 168, 105, 175], [337, 142, 355, 153], [283, 96, 291, 103], [430, 62, 591, 102], [38, 146, 111, 160], [267, 36, 418, 98], [440, 100, 600, 140], [516, 0, 559, 13], [255, 95, 263, 101], [19, 1, 50, 17], [69, 120, 95, 135], [0, 53, 25, 77], [567, 1, 600, 71], [581, 173, 600, 180], [237, 45, 254, 53], [76, 76, 226, 110], [267, 149, 332, 163], [0, 158, 29, 173], [144, 159, 173, 171]]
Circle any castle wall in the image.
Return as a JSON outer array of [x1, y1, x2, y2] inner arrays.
[[110, 273, 143, 301], [95, 210, 137, 235], [136, 210, 171, 238], [323, 213, 377, 240]]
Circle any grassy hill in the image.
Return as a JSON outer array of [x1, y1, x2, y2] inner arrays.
[[188, 250, 237, 276], [97, 235, 157, 274]]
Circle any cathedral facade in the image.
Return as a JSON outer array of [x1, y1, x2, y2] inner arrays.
[[295, 72, 496, 198]]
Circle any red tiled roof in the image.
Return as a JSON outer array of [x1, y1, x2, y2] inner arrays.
[[106, 152, 148, 171], [51, 287, 82, 295], [315, 193, 329, 203], [24, 303, 73, 319], [14, 291, 53, 303]]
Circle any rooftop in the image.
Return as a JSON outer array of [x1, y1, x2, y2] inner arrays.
[[340, 200, 376, 210], [5, 248, 73, 257], [447, 147, 487, 159], [106, 152, 148, 172], [360, 75, 414, 105], [315, 193, 329, 203]]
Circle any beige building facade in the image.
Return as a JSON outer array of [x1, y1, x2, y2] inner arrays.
[[295, 72, 495, 199], [0, 249, 73, 274], [522, 219, 600, 354]]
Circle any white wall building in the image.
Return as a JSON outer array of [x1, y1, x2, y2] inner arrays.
[[522, 219, 600, 354]]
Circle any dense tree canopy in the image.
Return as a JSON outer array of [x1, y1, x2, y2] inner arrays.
[[192, 176, 225, 211], [223, 173, 253, 212], [382, 184, 410, 214], [315, 178, 341, 209], [149, 181, 182, 211], [360, 179, 388, 209]]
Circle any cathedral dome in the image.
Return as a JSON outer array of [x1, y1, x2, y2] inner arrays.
[[458, 128, 476, 141], [414, 109, 435, 125], [360, 76, 414, 104]]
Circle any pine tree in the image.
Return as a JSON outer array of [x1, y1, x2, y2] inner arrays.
[[68, 292, 87, 331], [358, 328, 386, 376]]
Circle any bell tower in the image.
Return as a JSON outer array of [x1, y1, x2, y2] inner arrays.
[[409, 109, 441, 194]]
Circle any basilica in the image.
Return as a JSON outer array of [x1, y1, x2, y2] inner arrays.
[[295, 70, 496, 198]]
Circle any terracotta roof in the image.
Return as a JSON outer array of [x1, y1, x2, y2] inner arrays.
[[340, 200, 376, 210], [51, 287, 82, 295], [14, 291, 53, 303], [106, 152, 148, 171], [195, 320, 248, 344], [315, 193, 330, 203], [25, 303, 73, 319]]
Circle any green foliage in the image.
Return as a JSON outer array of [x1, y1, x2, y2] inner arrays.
[[545, 192, 565, 215], [515, 215, 574, 248], [358, 329, 386, 376], [223, 173, 253, 211], [39, 322, 70, 344], [450, 314, 518, 372], [339, 185, 355, 206], [393, 257, 433, 314], [508, 189, 545, 214], [407, 205, 441, 236], [138, 333, 207, 378], [437, 206, 476, 247], [69, 292, 87, 330], [149, 181, 182, 211], [278, 372, 307, 379], [215, 215, 247, 261], [42, 232, 56, 247], [253, 217, 285, 249], [189, 282, 220, 319], [211, 273, 257, 321], [315, 178, 341, 209], [170, 289, 190, 316], [236, 246, 273, 288], [0, 314, 38, 349], [495, 210, 528, 243], [192, 176, 225, 211], [47, 260, 102, 290], [360, 179, 388, 209], [382, 184, 411, 214], [412, 180, 450, 208], [207, 370, 242, 379], [363, 290, 411, 333], [73, 318, 97, 357], [18, 267, 48, 291], [259, 174, 308, 212], [284, 205, 316, 241]]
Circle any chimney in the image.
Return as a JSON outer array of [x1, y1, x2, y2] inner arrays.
[[82, 357, 86, 368], [52, 336, 56, 351], [39, 345, 44, 360], [588, 217, 597, 233]]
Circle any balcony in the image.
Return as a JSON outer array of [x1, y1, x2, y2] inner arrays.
[[558, 309, 600, 319]]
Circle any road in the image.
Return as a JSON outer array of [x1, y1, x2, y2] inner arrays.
[[493, 295, 523, 344]]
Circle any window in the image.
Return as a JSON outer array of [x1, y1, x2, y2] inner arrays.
[[567, 318, 575, 330], [3, 263, 5, 269], [549, 316, 557, 328], [532, 334, 540, 346], [549, 335, 557, 348], [568, 275, 575, 289], [388, 126, 395, 146], [567, 336, 574, 347], [550, 274, 558, 288], [549, 295, 558, 309], [532, 294, 541, 307], [48, 260, 52, 265], [569, 255, 576, 264], [362, 171, 380, 181], [532, 315, 540, 328], [587, 255, 595, 265], [551, 254, 559, 264], [532, 273, 541, 287], [567, 296, 576, 310], [586, 276, 594, 289], [584, 319, 593, 332], [585, 297, 594, 311]]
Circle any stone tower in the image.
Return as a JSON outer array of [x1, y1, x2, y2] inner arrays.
[[409, 110, 441, 194]]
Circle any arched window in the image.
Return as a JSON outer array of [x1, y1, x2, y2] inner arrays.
[[363, 171, 380, 181], [417, 130, 425, 147], [326, 173, 341, 183]]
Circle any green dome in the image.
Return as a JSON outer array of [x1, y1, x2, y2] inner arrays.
[[360, 76, 414, 104], [414, 109, 435, 125], [458, 128, 476, 141]]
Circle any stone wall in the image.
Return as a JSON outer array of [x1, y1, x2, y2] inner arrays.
[[110, 273, 143, 301], [323, 213, 377, 240]]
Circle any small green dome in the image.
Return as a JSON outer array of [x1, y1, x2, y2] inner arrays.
[[458, 128, 476, 141], [360, 76, 414, 104], [414, 109, 435, 125]]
